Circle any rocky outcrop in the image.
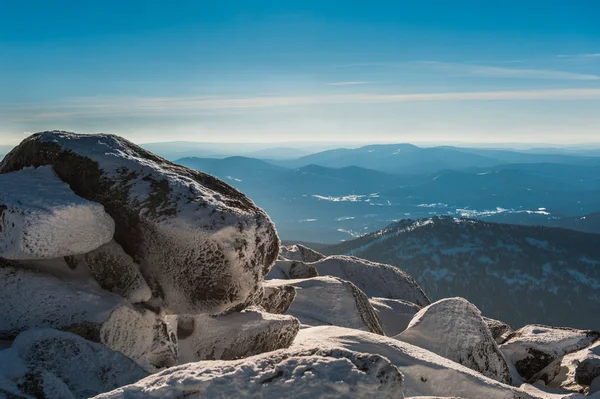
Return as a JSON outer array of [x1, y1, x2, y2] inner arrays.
[[369, 298, 421, 336], [500, 324, 600, 381], [0, 131, 279, 314], [170, 310, 299, 364], [0, 328, 148, 399], [259, 284, 296, 314], [0, 166, 114, 260], [397, 298, 512, 384], [265, 259, 319, 279], [265, 276, 384, 335], [0, 260, 177, 369], [483, 317, 513, 345], [550, 342, 600, 393], [91, 347, 405, 399], [310, 256, 430, 306], [280, 244, 325, 262]]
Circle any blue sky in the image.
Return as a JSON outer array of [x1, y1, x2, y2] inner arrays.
[[1, 0, 600, 145]]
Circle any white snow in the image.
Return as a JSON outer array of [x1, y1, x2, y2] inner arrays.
[[370, 297, 421, 336], [280, 244, 325, 263], [0, 166, 115, 260]]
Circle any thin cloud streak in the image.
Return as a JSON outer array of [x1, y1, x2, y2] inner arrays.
[[8, 89, 600, 120], [326, 81, 376, 86]]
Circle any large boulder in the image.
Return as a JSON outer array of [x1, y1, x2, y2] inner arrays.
[[483, 317, 513, 345], [397, 298, 512, 385], [0, 328, 148, 399], [265, 259, 319, 279], [259, 284, 296, 314], [0, 166, 114, 260], [169, 310, 299, 364], [293, 326, 542, 399], [265, 276, 384, 335], [369, 298, 421, 336], [0, 132, 279, 314], [0, 260, 177, 369], [549, 342, 600, 393], [310, 255, 430, 306], [280, 244, 325, 262], [500, 325, 600, 382], [91, 347, 404, 399]]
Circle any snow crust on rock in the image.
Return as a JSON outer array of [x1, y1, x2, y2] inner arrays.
[[310, 255, 430, 306], [397, 297, 512, 384], [280, 244, 325, 262], [259, 284, 297, 314], [484, 316, 514, 345], [549, 342, 600, 393], [170, 310, 299, 364], [0, 166, 114, 260], [0, 261, 177, 369], [370, 297, 421, 336], [293, 326, 543, 399], [91, 346, 404, 399], [500, 325, 600, 382], [0, 132, 280, 314], [265, 259, 319, 279], [0, 328, 148, 399], [264, 277, 384, 335]]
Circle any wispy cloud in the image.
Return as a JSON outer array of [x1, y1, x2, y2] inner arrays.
[[557, 53, 600, 59], [7, 89, 600, 120], [326, 81, 377, 86]]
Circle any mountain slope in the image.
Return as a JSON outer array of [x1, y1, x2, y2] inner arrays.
[[325, 216, 600, 330]]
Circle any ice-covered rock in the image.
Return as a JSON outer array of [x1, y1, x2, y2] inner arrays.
[[0, 260, 177, 369], [369, 297, 421, 336], [265, 259, 319, 279], [0, 132, 279, 314], [549, 342, 600, 393], [67, 240, 152, 303], [500, 325, 600, 382], [0, 328, 148, 399], [293, 326, 542, 399], [397, 298, 512, 384], [0, 166, 114, 260], [265, 276, 384, 335], [310, 255, 430, 306], [170, 310, 299, 364], [91, 346, 404, 399], [259, 284, 296, 314], [280, 244, 325, 262], [484, 317, 514, 345]]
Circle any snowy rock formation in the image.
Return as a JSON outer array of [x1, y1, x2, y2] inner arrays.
[[500, 324, 600, 382], [0, 131, 279, 314], [369, 297, 421, 336], [549, 342, 600, 393], [265, 259, 319, 279], [169, 310, 299, 364], [265, 276, 384, 335], [0, 328, 148, 399], [310, 255, 430, 306], [397, 298, 512, 384], [259, 284, 296, 314], [484, 317, 514, 345], [0, 260, 177, 369], [91, 347, 405, 399], [0, 166, 114, 260], [280, 243, 325, 262]]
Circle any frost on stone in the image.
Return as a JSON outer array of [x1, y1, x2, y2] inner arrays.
[[68, 240, 152, 303], [370, 297, 421, 336], [548, 342, 600, 393], [265, 277, 384, 335], [484, 317, 514, 345], [500, 324, 600, 382], [310, 255, 430, 306], [0, 132, 280, 314], [280, 244, 325, 263], [265, 259, 319, 279], [259, 284, 296, 314], [293, 326, 541, 399], [0, 328, 148, 399], [397, 298, 512, 384], [0, 166, 114, 260], [90, 347, 404, 399], [0, 260, 177, 369], [170, 309, 299, 364]]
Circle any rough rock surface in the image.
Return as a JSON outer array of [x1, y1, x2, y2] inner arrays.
[[0, 260, 177, 369], [265, 277, 384, 335], [265, 259, 319, 279], [369, 297, 421, 336], [260, 284, 296, 314], [549, 342, 600, 393], [170, 310, 299, 364], [293, 326, 541, 399], [484, 317, 514, 345], [68, 240, 152, 303], [500, 324, 600, 381], [91, 347, 405, 399], [311, 255, 430, 306], [397, 298, 512, 384], [0, 131, 279, 314], [280, 244, 325, 262], [0, 328, 148, 399], [0, 166, 114, 260]]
